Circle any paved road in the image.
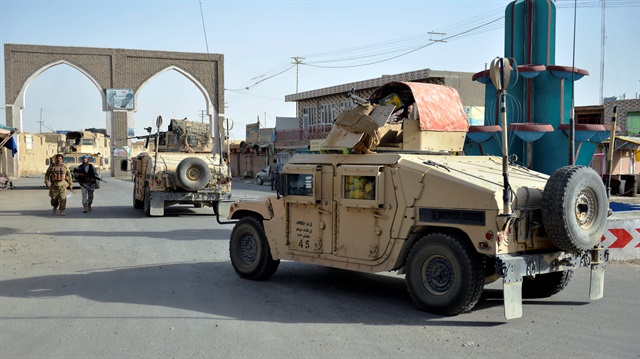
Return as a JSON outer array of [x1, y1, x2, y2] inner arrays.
[[1, 176, 639, 358]]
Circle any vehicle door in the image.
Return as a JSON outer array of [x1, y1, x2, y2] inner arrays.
[[334, 165, 394, 261], [284, 164, 334, 255]]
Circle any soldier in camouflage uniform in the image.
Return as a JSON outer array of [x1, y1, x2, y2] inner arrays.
[[45, 154, 73, 216]]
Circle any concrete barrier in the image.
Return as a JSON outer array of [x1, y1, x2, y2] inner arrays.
[[602, 212, 640, 260]]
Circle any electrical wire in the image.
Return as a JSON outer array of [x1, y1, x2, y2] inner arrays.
[[224, 0, 638, 95]]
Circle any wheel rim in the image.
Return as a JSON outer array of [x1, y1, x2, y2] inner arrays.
[[239, 233, 258, 265], [575, 188, 597, 229], [421, 255, 454, 295], [186, 166, 202, 181]]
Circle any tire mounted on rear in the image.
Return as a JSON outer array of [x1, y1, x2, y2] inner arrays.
[[542, 166, 608, 251]]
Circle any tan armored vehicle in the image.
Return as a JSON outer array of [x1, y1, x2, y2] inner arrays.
[[221, 81, 609, 319], [58, 130, 110, 187], [125, 117, 231, 216], [63, 153, 107, 188]]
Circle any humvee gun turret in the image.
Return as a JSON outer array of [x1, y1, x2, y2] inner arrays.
[[221, 81, 609, 319], [125, 117, 231, 217]]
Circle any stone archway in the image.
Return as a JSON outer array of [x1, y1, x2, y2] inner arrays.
[[3, 43, 224, 178]]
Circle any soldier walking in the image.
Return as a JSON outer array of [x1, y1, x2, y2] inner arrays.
[[74, 155, 97, 213], [45, 154, 72, 216]]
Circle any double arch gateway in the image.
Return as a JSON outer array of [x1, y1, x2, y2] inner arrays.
[[3, 43, 225, 178]]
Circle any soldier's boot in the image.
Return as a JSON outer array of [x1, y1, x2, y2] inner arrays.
[[83, 205, 88, 213], [52, 207, 57, 215], [88, 203, 92, 212], [60, 210, 65, 216]]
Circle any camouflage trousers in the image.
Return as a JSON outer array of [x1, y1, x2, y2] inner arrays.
[[49, 182, 67, 210]]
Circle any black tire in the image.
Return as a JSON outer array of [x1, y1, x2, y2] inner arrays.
[[522, 270, 573, 299], [256, 177, 263, 185], [229, 217, 280, 280], [542, 166, 608, 252], [405, 233, 484, 316], [175, 157, 212, 191], [143, 183, 151, 216], [133, 180, 144, 209]]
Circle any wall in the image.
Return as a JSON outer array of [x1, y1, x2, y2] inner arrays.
[[16, 133, 58, 177], [604, 99, 640, 135]]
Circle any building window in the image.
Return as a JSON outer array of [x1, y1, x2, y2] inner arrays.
[[577, 113, 602, 125], [339, 100, 353, 112], [627, 111, 640, 135], [320, 104, 334, 125], [303, 106, 317, 128], [82, 139, 94, 146]]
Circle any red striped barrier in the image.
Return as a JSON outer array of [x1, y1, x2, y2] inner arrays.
[[601, 217, 640, 260]]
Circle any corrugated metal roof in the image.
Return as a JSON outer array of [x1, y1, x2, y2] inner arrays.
[[616, 136, 640, 146], [601, 136, 640, 146]]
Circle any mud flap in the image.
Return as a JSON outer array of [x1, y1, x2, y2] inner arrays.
[[503, 280, 523, 320], [150, 196, 165, 216], [589, 267, 605, 300]]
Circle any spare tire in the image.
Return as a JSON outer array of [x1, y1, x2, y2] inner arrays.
[[541, 166, 608, 251], [175, 157, 212, 191]]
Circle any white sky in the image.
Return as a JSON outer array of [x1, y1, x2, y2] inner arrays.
[[1, 0, 638, 140]]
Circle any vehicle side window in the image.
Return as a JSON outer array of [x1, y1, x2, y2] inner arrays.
[[168, 134, 178, 145], [343, 175, 376, 200], [286, 174, 314, 196]]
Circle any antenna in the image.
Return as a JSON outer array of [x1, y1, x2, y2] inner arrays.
[[568, 0, 578, 166], [490, 57, 514, 218], [599, 0, 606, 105], [199, 0, 222, 164]]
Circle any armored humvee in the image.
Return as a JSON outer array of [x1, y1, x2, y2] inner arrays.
[[125, 117, 231, 217], [63, 153, 107, 187], [57, 130, 110, 188], [221, 81, 609, 319]]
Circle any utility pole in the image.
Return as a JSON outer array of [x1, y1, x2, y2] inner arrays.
[[291, 56, 305, 94], [38, 108, 44, 133]]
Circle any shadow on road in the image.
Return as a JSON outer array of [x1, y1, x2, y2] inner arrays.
[[0, 205, 218, 219], [0, 226, 229, 241], [0, 261, 514, 326]]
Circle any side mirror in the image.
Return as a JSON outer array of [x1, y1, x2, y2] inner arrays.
[[120, 159, 130, 172]]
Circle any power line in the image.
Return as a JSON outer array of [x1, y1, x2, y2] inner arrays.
[[223, 0, 638, 94]]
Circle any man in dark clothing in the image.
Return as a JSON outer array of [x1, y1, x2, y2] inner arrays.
[[269, 158, 278, 190], [74, 155, 97, 213]]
